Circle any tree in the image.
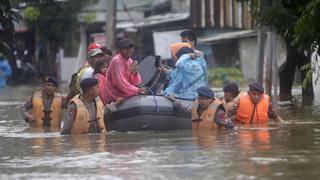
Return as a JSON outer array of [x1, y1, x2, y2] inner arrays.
[[22, 0, 95, 77], [251, 0, 317, 103], [0, 0, 22, 80]]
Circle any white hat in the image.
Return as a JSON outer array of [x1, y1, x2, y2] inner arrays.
[[88, 48, 103, 57]]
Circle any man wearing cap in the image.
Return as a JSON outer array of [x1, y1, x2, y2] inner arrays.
[[20, 77, 65, 129], [81, 48, 105, 81], [65, 44, 105, 104], [167, 86, 234, 130], [61, 78, 106, 135], [229, 82, 285, 124], [105, 38, 146, 103]]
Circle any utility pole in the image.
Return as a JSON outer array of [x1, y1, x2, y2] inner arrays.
[[265, 31, 273, 96], [106, 0, 117, 50], [256, 30, 266, 83], [256, 0, 271, 84], [272, 33, 279, 103]]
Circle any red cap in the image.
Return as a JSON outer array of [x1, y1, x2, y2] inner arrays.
[[87, 42, 102, 52]]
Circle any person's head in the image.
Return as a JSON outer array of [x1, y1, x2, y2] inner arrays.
[[118, 39, 135, 59], [87, 42, 102, 52], [175, 46, 194, 59], [223, 82, 240, 103], [180, 30, 197, 48], [94, 59, 109, 75], [88, 48, 105, 68], [248, 82, 264, 104], [197, 86, 215, 108], [101, 47, 113, 62], [169, 42, 192, 62], [80, 78, 99, 98], [42, 77, 59, 96]]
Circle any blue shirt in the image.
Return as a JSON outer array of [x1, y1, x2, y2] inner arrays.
[[0, 60, 12, 88], [163, 54, 207, 99]]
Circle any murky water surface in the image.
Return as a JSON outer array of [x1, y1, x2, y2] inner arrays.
[[0, 85, 319, 179]]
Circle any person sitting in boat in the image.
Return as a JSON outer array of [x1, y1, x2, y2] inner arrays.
[[180, 30, 204, 57], [80, 48, 105, 82], [167, 86, 234, 130], [65, 44, 106, 104], [20, 77, 65, 129], [93, 59, 109, 105], [105, 39, 146, 104], [228, 82, 286, 124], [61, 78, 106, 135], [169, 42, 192, 65], [160, 44, 207, 100]]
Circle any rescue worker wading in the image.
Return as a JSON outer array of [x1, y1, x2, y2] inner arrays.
[[167, 86, 234, 130], [61, 78, 106, 135], [229, 82, 286, 124], [20, 77, 64, 128]]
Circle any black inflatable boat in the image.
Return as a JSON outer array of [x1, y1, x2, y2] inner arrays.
[[105, 95, 193, 132]]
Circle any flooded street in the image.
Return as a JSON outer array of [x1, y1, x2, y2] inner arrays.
[[0, 85, 320, 180]]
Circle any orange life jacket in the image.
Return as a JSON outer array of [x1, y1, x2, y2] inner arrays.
[[235, 92, 270, 124], [191, 99, 222, 130], [69, 95, 106, 134], [31, 91, 62, 127]]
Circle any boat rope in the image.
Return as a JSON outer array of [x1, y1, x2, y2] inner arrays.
[[146, 87, 159, 113]]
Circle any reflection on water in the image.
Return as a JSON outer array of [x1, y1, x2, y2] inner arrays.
[[0, 85, 320, 179]]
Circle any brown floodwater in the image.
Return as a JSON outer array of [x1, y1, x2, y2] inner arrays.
[[0, 85, 319, 180]]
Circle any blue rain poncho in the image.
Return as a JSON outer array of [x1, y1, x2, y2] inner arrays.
[[163, 54, 207, 99], [0, 59, 12, 88]]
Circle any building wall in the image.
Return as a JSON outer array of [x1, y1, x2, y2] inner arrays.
[[239, 37, 257, 82]]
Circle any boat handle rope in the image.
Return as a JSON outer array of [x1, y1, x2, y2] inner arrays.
[[146, 87, 159, 113]]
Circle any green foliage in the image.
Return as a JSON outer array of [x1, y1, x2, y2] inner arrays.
[[207, 68, 244, 87], [250, 0, 320, 51], [23, 0, 96, 44], [294, 0, 320, 54], [78, 12, 97, 24], [249, 0, 320, 87], [24, 6, 40, 22], [301, 60, 320, 88], [0, 0, 22, 59]]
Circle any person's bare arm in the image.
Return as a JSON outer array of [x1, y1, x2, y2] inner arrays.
[[61, 103, 76, 135], [20, 97, 34, 123], [268, 103, 289, 124]]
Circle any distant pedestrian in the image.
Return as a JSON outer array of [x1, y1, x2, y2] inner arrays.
[[0, 53, 12, 88]]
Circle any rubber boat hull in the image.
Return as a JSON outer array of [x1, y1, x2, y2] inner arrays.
[[105, 95, 193, 132]]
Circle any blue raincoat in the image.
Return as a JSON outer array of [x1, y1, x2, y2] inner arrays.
[[0, 59, 12, 88], [163, 54, 207, 99]]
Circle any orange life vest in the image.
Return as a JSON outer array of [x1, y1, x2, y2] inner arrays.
[[191, 99, 222, 130], [235, 92, 270, 124], [69, 95, 106, 134], [31, 91, 62, 127]]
